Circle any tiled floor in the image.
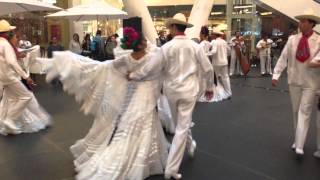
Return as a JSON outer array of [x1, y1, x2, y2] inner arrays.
[[1, 70, 320, 180]]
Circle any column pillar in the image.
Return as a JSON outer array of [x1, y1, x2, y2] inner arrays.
[[251, 3, 257, 55], [68, 0, 83, 42], [186, 0, 214, 39], [226, 0, 233, 41], [122, 0, 158, 44]]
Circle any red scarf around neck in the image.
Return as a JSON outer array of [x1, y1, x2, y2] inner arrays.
[[0, 33, 19, 58], [296, 30, 313, 63], [175, 32, 185, 36]]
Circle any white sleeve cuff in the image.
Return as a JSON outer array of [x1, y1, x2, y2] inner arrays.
[[272, 74, 280, 80]]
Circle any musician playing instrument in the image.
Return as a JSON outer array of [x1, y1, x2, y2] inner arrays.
[[256, 34, 276, 75], [229, 31, 245, 76]]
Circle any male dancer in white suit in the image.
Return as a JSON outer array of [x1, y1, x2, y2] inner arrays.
[[211, 28, 232, 99], [272, 10, 320, 156], [129, 13, 214, 179]]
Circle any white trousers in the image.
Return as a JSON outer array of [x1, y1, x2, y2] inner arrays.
[[1, 81, 33, 121], [229, 52, 241, 75], [289, 85, 318, 150], [259, 54, 272, 74], [0, 82, 3, 100], [165, 95, 197, 174], [317, 109, 320, 150], [158, 94, 175, 134], [214, 65, 232, 97]]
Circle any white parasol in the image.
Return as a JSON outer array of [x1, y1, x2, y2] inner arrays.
[[0, 0, 62, 16]]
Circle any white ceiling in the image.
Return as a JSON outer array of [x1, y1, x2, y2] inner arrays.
[[144, 0, 226, 6]]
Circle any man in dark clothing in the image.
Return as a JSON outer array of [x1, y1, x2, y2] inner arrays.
[[47, 37, 64, 58], [47, 37, 63, 86]]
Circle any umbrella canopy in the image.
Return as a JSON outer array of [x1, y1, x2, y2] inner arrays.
[[0, 0, 62, 16], [46, 1, 127, 21]]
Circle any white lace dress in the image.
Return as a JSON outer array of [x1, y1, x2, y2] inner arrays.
[[46, 51, 168, 180]]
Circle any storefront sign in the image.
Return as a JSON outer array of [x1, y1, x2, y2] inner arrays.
[[51, 24, 61, 41]]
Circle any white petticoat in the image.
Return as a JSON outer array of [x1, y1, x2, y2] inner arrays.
[[198, 83, 230, 103], [0, 91, 51, 135]]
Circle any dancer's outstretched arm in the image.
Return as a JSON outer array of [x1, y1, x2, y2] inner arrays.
[[43, 51, 126, 117]]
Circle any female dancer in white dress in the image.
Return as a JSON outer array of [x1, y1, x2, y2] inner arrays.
[[0, 20, 51, 135], [197, 26, 228, 102], [46, 27, 168, 180]]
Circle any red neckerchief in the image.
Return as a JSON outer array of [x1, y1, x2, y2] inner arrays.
[[296, 30, 314, 63], [0, 34, 19, 59], [175, 32, 185, 36]]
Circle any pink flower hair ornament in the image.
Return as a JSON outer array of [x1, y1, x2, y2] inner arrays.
[[121, 27, 140, 49]]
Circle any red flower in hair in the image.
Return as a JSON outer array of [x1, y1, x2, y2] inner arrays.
[[121, 27, 140, 49]]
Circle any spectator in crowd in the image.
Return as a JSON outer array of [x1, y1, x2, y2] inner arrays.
[[47, 37, 64, 86], [158, 30, 167, 46], [47, 37, 64, 58], [81, 33, 91, 57], [91, 30, 105, 61], [69, 33, 81, 54], [105, 34, 118, 60]]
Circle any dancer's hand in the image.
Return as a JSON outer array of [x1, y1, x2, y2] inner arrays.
[[309, 60, 320, 68], [126, 71, 132, 81], [271, 79, 278, 87], [25, 77, 36, 89], [18, 52, 26, 59], [205, 91, 213, 101]]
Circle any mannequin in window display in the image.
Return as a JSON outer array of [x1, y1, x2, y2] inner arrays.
[[229, 31, 245, 76], [272, 11, 320, 157], [128, 13, 214, 179], [0, 20, 51, 135]]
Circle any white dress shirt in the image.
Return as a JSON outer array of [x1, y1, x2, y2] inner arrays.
[[309, 51, 320, 90], [199, 40, 211, 56], [130, 35, 214, 98], [256, 39, 274, 56], [273, 32, 320, 88], [211, 37, 229, 66], [229, 37, 245, 49], [0, 38, 29, 85]]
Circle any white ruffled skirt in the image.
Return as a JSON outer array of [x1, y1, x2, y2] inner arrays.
[[0, 87, 51, 135], [158, 94, 175, 134], [71, 110, 168, 180], [198, 84, 230, 103]]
